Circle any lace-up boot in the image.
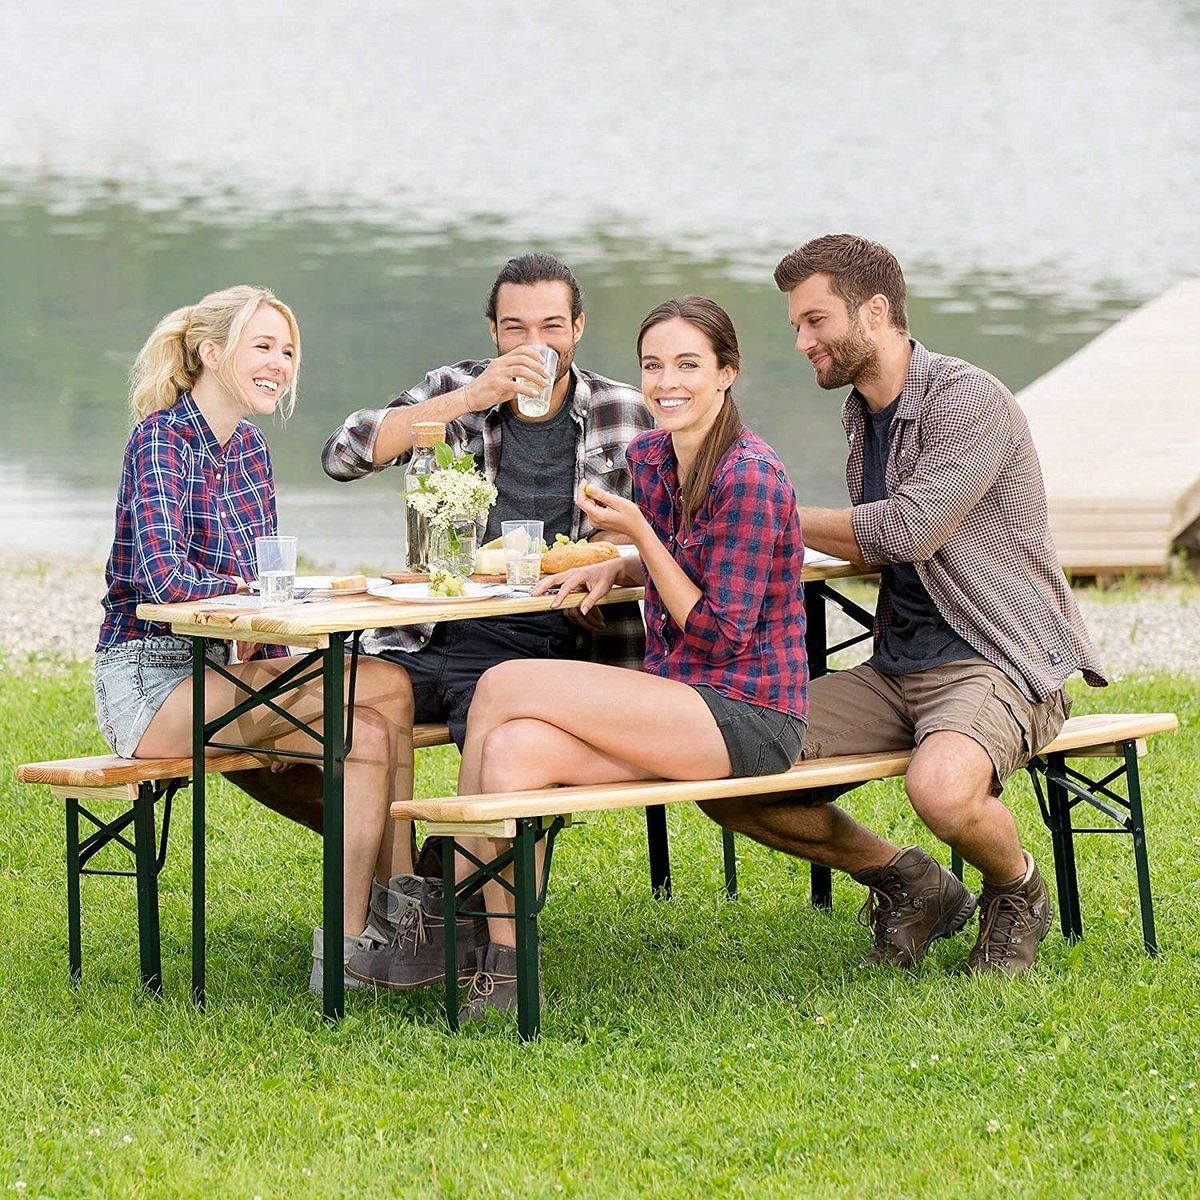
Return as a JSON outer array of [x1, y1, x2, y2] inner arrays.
[[851, 845, 978, 968], [345, 875, 486, 990], [460, 943, 542, 1021], [968, 852, 1052, 975]]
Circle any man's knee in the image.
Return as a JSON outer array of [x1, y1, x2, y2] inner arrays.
[[906, 733, 996, 837]]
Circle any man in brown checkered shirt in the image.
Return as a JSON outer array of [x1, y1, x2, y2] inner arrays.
[[702, 235, 1106, 976]]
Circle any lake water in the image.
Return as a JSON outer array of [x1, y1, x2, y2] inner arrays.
[[2, 2, 1197, 569]]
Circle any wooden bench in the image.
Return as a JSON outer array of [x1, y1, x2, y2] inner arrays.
[[392, 711, 1180, 1040], [15, 723, 453, 994]]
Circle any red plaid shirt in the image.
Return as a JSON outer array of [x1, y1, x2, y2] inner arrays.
[[97, 391, 286, 655], [631, 428, 808, 720]]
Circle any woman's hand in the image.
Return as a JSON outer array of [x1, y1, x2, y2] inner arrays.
[[532, 555, 625, 615], [577, 484, 651, 543]]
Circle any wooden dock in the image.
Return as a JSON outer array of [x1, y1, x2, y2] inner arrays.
[[1017, 280, 1200, 574]]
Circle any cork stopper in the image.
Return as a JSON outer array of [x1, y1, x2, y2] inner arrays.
[[412, 421, 446, 449]]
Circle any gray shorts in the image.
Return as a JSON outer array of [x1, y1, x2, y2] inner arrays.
[[94, 635, 228, 758], [693, 685, 806, 778]]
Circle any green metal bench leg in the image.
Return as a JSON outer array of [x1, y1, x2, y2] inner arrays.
[[810, 863, 833, 910], [513, 818, 541, 1042], [950, 850, 964, 882], [133, 781, 164, 996], [1046, 753, 1082, 941], [442, 835, 460, 1031], [1123, 742, 1157, 956], [722, 829, 738, 898], [646, 805, 671, 899], [65, 797, 82, 984], [320, 635, 347, 1022]]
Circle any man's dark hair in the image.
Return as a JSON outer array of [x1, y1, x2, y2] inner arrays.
[[485, 253, 583, 323], [773, 234, 908, 331]]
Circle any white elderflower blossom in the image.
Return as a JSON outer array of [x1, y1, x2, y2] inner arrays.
[[407, 447, 497, 530]]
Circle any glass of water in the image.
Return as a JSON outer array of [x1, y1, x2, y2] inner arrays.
[[516, 345, 558, 417], [255, 535, 298, 605], [502, 520, 543, 592]]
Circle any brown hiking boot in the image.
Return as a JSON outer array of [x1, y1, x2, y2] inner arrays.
[[851, 846, 978, 969], [968, 852, 1052, 976], [346, 876, 487, 990]]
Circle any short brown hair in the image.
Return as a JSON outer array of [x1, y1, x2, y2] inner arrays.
[[773, 234, 908, 331]]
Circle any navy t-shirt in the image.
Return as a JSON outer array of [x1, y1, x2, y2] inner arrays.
[[860, 395, 976, 675]]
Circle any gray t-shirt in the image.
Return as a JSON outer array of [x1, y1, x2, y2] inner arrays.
[[485, 393, 578, 544], [861, 395, 976, 675]]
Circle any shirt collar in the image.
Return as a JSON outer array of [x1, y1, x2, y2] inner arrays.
[[175, 390, 228, 460], [895, 339, 931, 421]]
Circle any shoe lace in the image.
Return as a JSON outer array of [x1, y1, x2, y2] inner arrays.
[[977, 892, 1030, 962], [391, 899, 429, 956], [465, 969, 496, 1004], [858, 885, 897, 950]]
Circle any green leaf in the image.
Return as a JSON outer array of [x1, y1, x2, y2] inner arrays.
[[433, 441, 455, 470]]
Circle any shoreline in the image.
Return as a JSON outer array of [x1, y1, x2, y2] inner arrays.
[[3, 552, 1198, 679]]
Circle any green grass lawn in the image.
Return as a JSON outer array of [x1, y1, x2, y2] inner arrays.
[[2, 664, 1197, 1198]]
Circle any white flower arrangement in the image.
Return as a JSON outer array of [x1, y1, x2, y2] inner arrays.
[[406, 443, 497, 532]]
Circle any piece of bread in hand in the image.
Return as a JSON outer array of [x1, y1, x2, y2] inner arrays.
[[540, 541, 619, 575], [329, 574, 368, 591]]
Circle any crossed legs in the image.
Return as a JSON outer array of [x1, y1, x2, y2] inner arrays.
[[136, 654, 416, 932]]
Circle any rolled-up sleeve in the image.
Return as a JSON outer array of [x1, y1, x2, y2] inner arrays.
[[851, 382, 1011, 565], [679, 458, 793, 663], [321, 404, 407, 481], [129, 427, 241, 604]]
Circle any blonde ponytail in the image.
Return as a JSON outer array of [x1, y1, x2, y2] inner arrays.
[[128, 285, 301, 422]]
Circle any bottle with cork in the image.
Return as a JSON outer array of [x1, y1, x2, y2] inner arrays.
[[404, 421, 446, 572]]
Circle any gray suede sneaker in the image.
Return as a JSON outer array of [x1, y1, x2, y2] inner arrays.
[[363, 874, 420, 946], [308, 926, 376, 995], [851, 845, 979, 969], [345, 876, 486, 990], [968, 852, 1052, 976]]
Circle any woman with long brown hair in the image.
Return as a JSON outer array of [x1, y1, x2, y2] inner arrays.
[[349, 295, 809, 1013]]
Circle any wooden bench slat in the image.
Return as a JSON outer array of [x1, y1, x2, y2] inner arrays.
[[17, 723, 453, 790], [393, 713, 1179, 826]]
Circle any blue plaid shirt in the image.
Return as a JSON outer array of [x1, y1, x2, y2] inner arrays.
[[97, 391, 285, 655], [631, 428, 808, 720]]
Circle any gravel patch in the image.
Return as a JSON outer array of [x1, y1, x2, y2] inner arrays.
[[2, 553, 1197, 680]]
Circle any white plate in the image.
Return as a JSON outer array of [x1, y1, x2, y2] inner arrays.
[[368, 581, 513, 603], [250, 575, 389, 597]]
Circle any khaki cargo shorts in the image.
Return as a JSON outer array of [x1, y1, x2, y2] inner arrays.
[[800, 655, 1071, 798]]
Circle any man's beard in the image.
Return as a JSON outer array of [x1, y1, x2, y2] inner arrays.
[[554, 338, 576, 381], [814, 316, 880, 390]]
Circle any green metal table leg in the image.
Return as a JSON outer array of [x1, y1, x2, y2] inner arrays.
[[191, 636, 207, 1008], [65, 797, 82, 984], [321, 635, 346, 1021], [1123, 741, 1158, 956], [513, 818, 541, 1042], [133, 781, 163, 996], [950, 850, 964, 882], [722, 828, 738, 899], [804, 581, 834, 912], [442, 836, 460, 1031]]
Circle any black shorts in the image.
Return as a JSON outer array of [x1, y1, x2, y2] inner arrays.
[[376, 614, 577, 749], [693, 685, 806, 778]]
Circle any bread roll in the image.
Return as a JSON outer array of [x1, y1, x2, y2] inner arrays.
[[329, 574, 367, 591], [540, 541, 619, 574]]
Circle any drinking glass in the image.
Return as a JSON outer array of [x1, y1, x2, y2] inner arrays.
[[517, 346, 558, 417], [255, 535, 297, 605], [502, 520, 543, 591]]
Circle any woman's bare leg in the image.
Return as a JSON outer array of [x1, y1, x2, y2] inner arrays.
[[457, 660, 732, 945], [136, 654, 414, 932]]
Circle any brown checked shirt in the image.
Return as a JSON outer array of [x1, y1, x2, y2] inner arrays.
[[847, 340, 1107, 702]]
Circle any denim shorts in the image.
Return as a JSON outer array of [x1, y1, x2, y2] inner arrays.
[[94, 635, 229, 758], [693, 685, 807, 778]]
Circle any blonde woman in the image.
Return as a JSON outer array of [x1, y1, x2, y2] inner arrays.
[[94, 285, 415, 990]]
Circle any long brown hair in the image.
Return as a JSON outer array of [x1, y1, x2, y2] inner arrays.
[[636, 295, 743, 529]]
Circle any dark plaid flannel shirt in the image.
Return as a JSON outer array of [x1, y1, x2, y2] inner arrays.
[[632, 428, 809, 721], [847, 340, 1107, 702], [98, 391, 287, 657], [321, 360, 651, 667]]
